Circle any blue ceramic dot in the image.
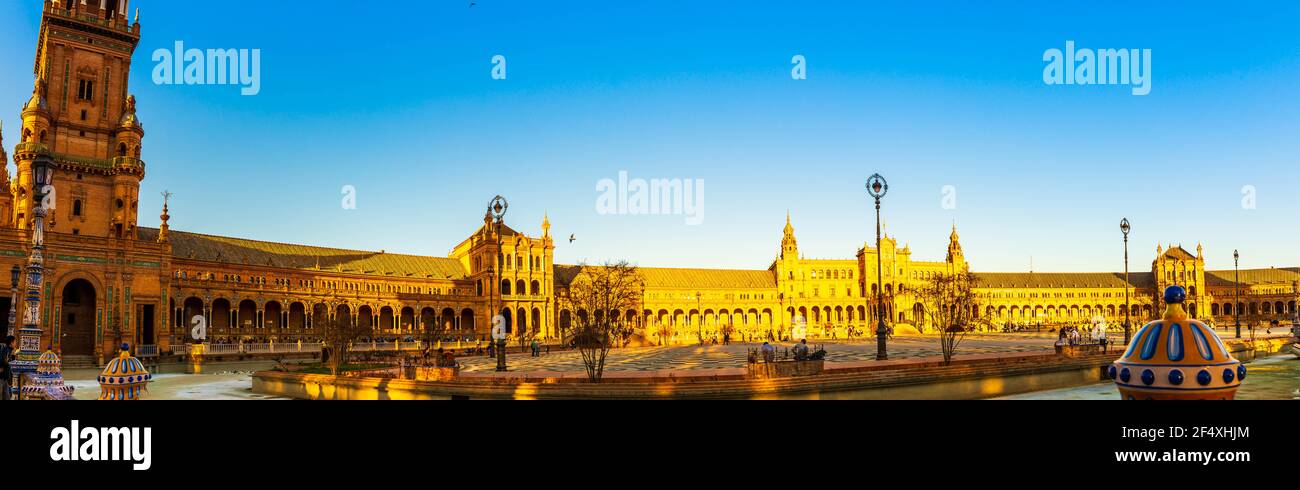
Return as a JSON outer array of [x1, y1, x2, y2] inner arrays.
[[1237, 365, 1246, 380], [1197, 370, 1212, 386], [1223, 368, 1235, 383], [1141, 369, 1155, 386], [1120, 368, 1131, 383], [1108, 366, 1117, 379], [1168, 370, 1184, 386]]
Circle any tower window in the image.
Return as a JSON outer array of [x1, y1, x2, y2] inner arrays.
[[76, 80, 95, 101], [80, 110, 87, 121], [73, 199, 82, 217]]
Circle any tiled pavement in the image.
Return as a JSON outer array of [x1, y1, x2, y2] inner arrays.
[[457, 333, 1063, 373]]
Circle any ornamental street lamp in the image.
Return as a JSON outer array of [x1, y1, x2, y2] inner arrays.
[[488, 196, 509, 372], [696, 291, 703, 346], [867, 174, 889, 361], [1234, 249, 1241, 339], [1120, 218, 1131, 345], [12, 155, 54, 399], [7, 265, 18, 337]]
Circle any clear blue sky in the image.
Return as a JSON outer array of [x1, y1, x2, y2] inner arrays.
[[2, 1, 1297, 272]]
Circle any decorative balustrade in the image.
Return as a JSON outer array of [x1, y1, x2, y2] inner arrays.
[[14, 142, 49, 155], [45, 5, 139, 35], [166, 341, 429, 356], [349, 341, 425, 352], [137, 345, 159, 357]]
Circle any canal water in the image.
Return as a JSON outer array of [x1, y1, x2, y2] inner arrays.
[[996, 353, 1300, 400]]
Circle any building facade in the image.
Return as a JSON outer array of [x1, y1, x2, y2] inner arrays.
[[3, 1, 1297, 363]]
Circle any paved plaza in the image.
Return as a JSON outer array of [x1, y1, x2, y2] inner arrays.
[[62, 371, 287, 401], [457, 333, 1066, 373]]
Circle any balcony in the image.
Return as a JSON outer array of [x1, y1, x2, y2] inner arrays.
[[113, 156, 146, 172], [44, 5, 139, 36], [502, 293, 548, 302], [13, 142, 50, 156]]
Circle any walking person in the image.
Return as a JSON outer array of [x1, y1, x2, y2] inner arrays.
[[1, 336, 15, 401]]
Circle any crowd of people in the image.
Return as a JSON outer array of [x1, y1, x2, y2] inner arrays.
[[1054, 321, 1110, 352]]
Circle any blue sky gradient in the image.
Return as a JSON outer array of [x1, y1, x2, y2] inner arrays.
[[1, 1, 1297, 272]]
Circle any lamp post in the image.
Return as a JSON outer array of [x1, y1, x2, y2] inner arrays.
[[12, 155, 54, 400], [696, 291, 703, 346], [1120, 218, 1131, 344], [7, 265, 18, 337], [1234, 249, 1241, 339], [488, 196, 509, 372], [867, 174, 889, 361]]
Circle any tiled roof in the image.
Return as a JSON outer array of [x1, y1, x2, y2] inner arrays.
[[555, 265, 776, 289], [974, 272, 1155, 289], [1160, 246, 1197, 261], [1205, 268, 1300, 287], [139, 228, 467, 279]]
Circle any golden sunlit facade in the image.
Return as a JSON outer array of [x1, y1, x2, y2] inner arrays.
[[3, 1, 1297, 365]]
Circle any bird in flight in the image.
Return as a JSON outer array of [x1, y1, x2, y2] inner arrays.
[[569, 234, 576, 243], [469, 1, 476, 7]]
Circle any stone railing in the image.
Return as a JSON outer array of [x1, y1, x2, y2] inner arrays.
[[350, 341, 424, 352], [178, 342, 325, 356], [45, 6, 138, 35], [137, 345, 159, 358], [502, 294, 548, 302], [13, 142, 49, 155], [112, 156, 145, 171]]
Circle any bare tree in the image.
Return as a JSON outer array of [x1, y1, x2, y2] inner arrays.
[[916, 270, 989, 365], [321, 310, 370, 376], [557, 261, 642, 382]]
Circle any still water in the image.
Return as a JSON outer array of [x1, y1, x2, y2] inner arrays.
[[997, 354, 1300, 400]]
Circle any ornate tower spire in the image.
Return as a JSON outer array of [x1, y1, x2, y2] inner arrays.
[[541, 213, 551, 238], [0, 121, 9, 228], [946, 223, 965, 268], [781, 212, 798, 259], [157, 190, 171, 243]]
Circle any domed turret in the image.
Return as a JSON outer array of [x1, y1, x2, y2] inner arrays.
[[22, 78, 49, 114], [1111, 286, 1243, 400], [97, 344, 152, 400], [118, 95, 143, 130]]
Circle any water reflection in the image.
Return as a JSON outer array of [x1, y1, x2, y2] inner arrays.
[[996, 355, 1300, 400]]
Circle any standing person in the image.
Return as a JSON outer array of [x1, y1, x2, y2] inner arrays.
[[0, 336, 15, 401]]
